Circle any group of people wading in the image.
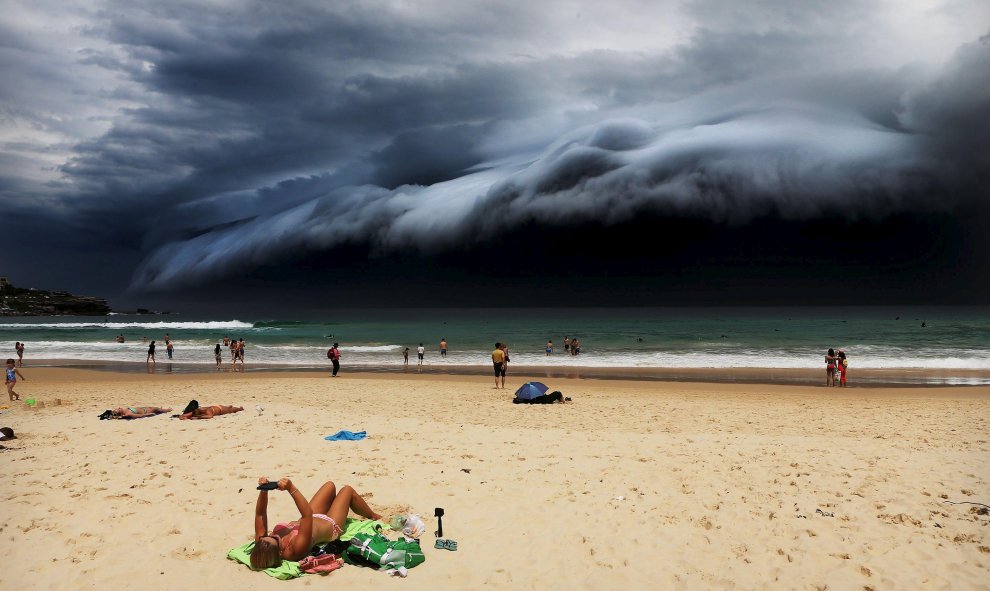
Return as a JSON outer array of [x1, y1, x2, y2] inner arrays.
[[824, 348, 848, 387]]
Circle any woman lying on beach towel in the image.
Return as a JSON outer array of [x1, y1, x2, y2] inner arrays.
[[250, 477, 382, 569], [112, 406, 172, 419], [179, 404, 244, 419]]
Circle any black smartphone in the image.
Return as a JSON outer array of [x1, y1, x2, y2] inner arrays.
[[257, 482, 279, 490]]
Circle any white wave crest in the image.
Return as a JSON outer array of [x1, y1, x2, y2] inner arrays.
[[343, 345, 404, 352], [4, 339, 989, 371], [0, 320, 255, 330]]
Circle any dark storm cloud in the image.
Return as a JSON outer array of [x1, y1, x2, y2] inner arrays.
[[47, 3, 559, 242], [2, 0, 988, 299], [131, 33, 990, 289], [901, 35, 990, 161]]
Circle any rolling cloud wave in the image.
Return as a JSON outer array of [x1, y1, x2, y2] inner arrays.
[[131, 37, 988, 289]]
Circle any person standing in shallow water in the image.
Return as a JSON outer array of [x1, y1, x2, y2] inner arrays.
[[15, 342, 24, 367], [231, 339, 245, 370], [837, 350, 848, 387], [824, 348, 836, 387], [500, 343, 510, 380], [491, 342, 506, 389], [328, 342, 341, 377], [403, 347, 409, 366], [147, 340, 156, 363], [440, 338, 447, 359], [417, 343, 425, 366], [214, 344, 222, 369]]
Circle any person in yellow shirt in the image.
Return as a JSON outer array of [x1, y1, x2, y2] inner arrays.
[[491, 342, 506, 389]]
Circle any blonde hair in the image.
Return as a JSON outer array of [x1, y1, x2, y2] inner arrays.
[[250, 539, 282, 569]]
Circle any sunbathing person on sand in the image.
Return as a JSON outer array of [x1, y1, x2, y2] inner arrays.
[[112, 406, 172, 419], [250, 477, 382, 569], [176, 400, 243, 419], [179, 404, 244, 419]]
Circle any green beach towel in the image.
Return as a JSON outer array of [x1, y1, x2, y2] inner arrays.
[[227, 518, 387, 579], [227, 544, 303, 580], [339, 517, 386, 541]]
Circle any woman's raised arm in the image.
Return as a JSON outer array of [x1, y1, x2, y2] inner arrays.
[[254, 477, 270, 540]]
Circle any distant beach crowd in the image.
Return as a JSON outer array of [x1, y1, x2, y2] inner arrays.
[[112, 333, 589, 376], [8, 335, 854, 386]]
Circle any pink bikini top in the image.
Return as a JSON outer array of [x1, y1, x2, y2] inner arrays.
[[272, 522, 300, 552]]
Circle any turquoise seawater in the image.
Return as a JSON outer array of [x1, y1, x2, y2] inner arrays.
[[1, 308, 987, 375]]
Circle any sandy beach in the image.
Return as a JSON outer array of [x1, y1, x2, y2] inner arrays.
[[1, 368, 988, 590]]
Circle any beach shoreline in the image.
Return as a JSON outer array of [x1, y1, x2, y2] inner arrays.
[[18, 358, 990, 387], [5, 307, 989, 380]]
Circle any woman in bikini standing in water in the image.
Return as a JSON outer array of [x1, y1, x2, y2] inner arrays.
[[824, 348, 836, 387], [249, 477, 382, 569]]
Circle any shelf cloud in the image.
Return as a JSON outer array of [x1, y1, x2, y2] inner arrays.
[[2, 0, 988, 302]]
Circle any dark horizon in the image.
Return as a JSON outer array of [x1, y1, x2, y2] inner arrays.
[[8, 204, 990, 313]]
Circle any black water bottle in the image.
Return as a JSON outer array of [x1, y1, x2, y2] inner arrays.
[[434, 507, 445, 538]]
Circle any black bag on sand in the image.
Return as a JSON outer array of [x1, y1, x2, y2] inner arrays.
[[513, 392, 565, 404]]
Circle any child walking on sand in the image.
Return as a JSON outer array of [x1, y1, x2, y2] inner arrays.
[[5, 359, 25, 401]]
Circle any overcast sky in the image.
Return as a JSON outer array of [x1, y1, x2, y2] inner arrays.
[[2, 0, 988, 310]]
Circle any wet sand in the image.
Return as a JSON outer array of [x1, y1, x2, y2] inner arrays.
[[22, 358, 990, 387]]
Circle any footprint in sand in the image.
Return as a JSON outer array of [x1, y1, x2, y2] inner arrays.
[[173, 547, 205, 559]]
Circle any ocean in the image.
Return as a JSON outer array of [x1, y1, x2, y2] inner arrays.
[[1, 307, 987, 384]]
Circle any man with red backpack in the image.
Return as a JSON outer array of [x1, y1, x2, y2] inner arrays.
[[327, 343, 341, 377]]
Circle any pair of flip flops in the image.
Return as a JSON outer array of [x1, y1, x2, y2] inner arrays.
[[434, 538, 457, 551]]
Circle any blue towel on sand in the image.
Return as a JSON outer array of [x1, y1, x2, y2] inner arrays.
[[325, 430, 367, 441]]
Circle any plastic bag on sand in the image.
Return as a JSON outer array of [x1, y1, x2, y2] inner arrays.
[[402, 514, 425, 539]]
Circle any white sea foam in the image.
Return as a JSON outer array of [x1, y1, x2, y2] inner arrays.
[[8, 340, 989, 371], [496, 350, 990, 370], [249, 344, 402, 352], [0, 320, 255, 330], [342, 345, 404, 352]]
